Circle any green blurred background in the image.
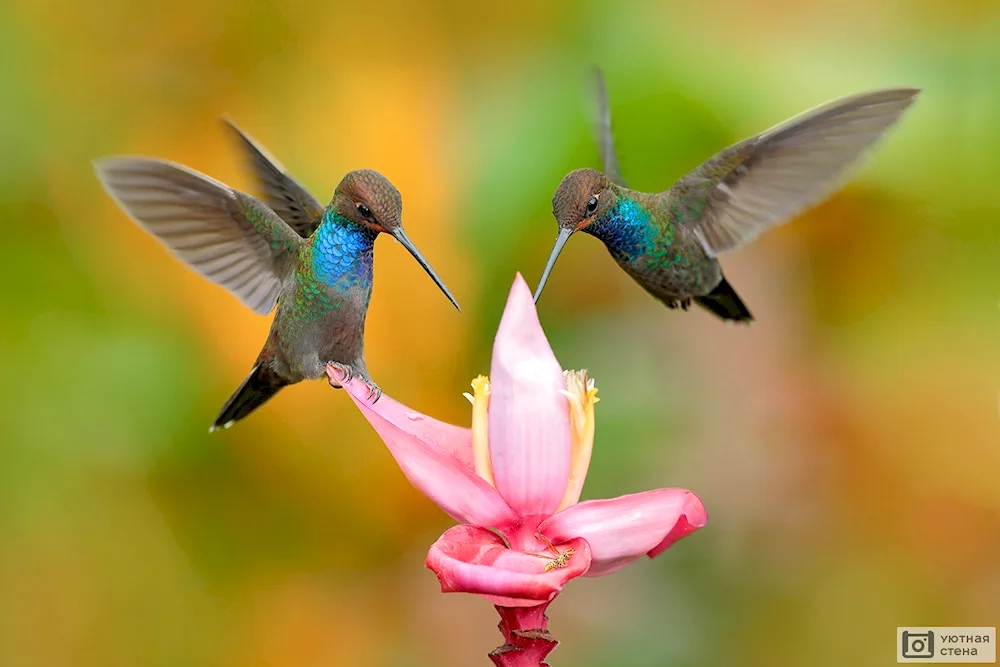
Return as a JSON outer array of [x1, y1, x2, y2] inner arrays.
[[2, 0, 999, 665]]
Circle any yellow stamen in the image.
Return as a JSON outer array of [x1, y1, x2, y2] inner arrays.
[[557, 370, 599, 510], [468, 375, 495, 487]]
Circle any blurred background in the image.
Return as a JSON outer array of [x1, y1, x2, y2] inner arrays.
[[2, 0, 999, 665]]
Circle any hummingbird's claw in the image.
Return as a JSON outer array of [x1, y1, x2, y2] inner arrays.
[[665, 298, 692, 311], [325, 362, 380, 403], [326, 361, 354, 388]]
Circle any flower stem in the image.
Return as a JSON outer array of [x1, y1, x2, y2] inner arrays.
[[489, 603, 557, 667]]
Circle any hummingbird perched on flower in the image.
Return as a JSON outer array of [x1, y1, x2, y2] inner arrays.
[[95, 120, 459, 431], [534, 71, 920, 321]]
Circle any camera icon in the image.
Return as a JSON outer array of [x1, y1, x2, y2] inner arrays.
[[902, 631, 935, 658]]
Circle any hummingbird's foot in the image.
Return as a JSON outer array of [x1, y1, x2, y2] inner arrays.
[[666, 298, 692, 311], [325, 362, 381, 403], [680, 297, 691, 311], [326, 362, 354, 389], [361, 379, 382, 404]]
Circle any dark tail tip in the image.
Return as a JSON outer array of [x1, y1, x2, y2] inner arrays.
[[694, 277, 754, 323], [210, 364, 288, 432]]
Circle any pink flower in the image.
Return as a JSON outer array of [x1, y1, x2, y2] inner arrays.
[[328, 274, 706, 663]]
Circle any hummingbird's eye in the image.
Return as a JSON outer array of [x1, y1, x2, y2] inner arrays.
[[585, 195, 599, 215], [356, 203, 373, 220]]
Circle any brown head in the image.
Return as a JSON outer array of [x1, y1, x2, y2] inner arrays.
[[551, 168, 615, 233], [534, 168, 616, 302], [331, 169, 404, 234], [331, 169, 460, 311]]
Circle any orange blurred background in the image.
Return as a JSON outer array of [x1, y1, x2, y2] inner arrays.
[[2, 1, 998, 665]]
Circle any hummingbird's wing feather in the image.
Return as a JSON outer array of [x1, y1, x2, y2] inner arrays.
[[667, 88, 920, 256], [95, 157, 305, 315], [591, 68, 628, 187], [223, 117, 326, 238]]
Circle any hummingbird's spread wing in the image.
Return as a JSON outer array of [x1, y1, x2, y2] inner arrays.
[[95, 158, 305, 315], [667, 88, 920, 256], [223, 117, 326, 238], [591, 68, 628, 187]]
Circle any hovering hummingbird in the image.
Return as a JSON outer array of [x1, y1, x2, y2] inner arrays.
[[534, 72, 920, 321], [95, 120, 459, 430]]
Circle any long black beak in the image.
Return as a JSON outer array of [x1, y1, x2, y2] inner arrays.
[[392, 228, 461, 312], [533, 228, 573, 303]]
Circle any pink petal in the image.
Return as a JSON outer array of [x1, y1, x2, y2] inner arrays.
[[425, 524, 591, 607], [335, 372, 518, 528], [330, 366, 475, 469], [488, 275, 571, 518], [538, 489, 706, 577]]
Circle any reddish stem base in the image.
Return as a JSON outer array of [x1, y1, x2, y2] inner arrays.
[[489, 603, 557, 667]]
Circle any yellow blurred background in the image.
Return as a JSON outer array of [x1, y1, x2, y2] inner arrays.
[[2, 0, 998, 665]]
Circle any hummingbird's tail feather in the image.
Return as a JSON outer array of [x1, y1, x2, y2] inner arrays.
[[694, 277, 754, 323], [210, 364, 289, 431]]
